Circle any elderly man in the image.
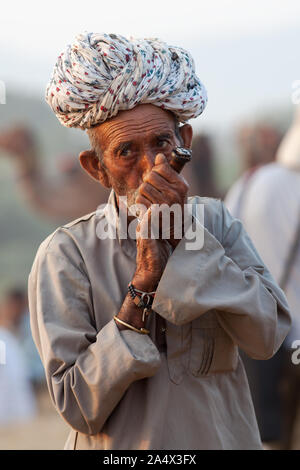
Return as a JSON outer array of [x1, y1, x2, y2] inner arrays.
[[28, 32, 291, 450]]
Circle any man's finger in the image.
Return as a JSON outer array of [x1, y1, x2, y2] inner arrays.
[[135, 193, 152, 209], [154, 153, 167, 165], [152, 152, 183, 183], [146, 161, 188, 196], [139, 181, 165, 205], [144, 170, 168, 191]]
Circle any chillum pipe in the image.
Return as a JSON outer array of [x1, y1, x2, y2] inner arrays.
[[169, 147, 192, 174]]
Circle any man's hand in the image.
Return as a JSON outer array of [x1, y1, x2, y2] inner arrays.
[[133, 152, 189, 290], [116, 152, 189, 332], [136, 152, 189, 248]]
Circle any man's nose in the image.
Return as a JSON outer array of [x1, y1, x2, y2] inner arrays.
[[140, 150, 156, 175]]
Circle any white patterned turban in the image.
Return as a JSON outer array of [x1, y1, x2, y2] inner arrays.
[[46, 32, 208, 129]]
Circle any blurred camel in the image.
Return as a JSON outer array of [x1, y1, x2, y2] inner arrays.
[[0, 126, 109, 223]]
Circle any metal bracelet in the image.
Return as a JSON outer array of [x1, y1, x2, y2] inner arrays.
[[114, 316, 150, 335]]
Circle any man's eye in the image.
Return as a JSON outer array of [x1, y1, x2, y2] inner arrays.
[[120, 148, 132, 157], [157, 140, 169, 149]]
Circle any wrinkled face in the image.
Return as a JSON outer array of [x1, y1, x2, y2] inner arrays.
[[89, 104, 184, 207]]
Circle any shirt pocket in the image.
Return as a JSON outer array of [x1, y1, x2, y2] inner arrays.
[[189, 311, 238, 377]]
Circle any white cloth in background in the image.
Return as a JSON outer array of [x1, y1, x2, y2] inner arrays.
[[0, 327, 36, 426], [225, 162, 300, 344]]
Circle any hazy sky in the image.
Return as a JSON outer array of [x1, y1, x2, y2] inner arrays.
[[1, 0, 300, 130]]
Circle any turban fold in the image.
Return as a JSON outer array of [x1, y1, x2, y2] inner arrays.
[[46, 32, 207, 129]]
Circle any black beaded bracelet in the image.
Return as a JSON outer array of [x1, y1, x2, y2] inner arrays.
[[128, 283, 155, 306], [128, 283, 137, 301], [127, 283, 156, 321]]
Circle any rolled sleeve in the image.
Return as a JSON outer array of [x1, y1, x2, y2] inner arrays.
[[152, 200, 291, 360], [28, 233, 161, 436]]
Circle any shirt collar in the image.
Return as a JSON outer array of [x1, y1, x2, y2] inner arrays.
[[101, 189, 137, 257]]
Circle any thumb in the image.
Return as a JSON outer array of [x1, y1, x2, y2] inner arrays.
[[155, 153, 167, 165]]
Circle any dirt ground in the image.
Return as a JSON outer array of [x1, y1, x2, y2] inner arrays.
[[0, 385, 299, 450], [0, 386, 69, 450]]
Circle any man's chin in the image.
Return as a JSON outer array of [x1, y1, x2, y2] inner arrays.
[[127, 190, 138, 206], [118, 189, 141, 219], [127, 190, 142, 218]]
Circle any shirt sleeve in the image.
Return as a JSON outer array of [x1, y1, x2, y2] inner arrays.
[[152, 200, 291, 360], [28, 232, 161, 436]]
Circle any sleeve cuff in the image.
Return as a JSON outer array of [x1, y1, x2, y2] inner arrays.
[[104, 318, 162, 379]]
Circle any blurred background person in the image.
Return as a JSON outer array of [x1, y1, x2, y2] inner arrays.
[[0, 287, 37, 427], [225, 123, 283, 218], [19, 296, 45, 389], [183, 133, 221, 199], [224, 107, 300, 449], [0, 125, 109, 223]]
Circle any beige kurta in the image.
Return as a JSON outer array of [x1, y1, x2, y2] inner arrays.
[[28, 190, 291, 450]]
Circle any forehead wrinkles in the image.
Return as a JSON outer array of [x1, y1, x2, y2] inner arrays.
[[100, 116, 175, 146]]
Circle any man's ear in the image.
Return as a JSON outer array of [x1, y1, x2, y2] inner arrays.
[[179, 124, 193, 149], [79, 150, 111, 188]]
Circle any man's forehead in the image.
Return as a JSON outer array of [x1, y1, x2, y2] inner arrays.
[[95, 104, 176, 145]]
